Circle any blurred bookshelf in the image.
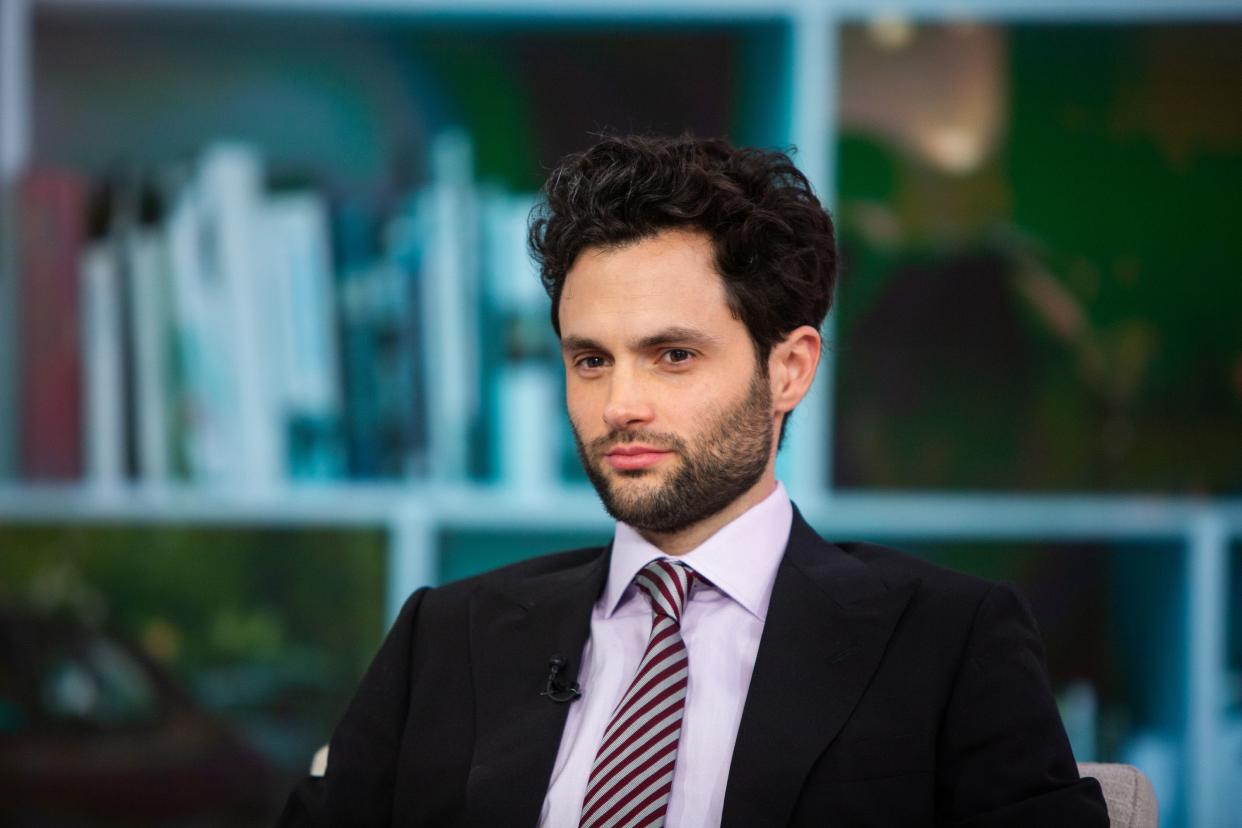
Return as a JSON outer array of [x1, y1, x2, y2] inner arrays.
[[1, 1, 1241, 826]]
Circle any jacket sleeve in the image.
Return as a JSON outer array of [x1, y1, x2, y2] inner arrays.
[[276, 587, 430, 828], [935, 582, 1109, 827]]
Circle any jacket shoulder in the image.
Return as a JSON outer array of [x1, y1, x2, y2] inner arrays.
[[827, 540, 1010, 633], [416, 544, 608, 603], [833, 540, 995, 596]]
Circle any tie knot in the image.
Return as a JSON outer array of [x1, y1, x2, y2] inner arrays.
[[634, 559, 696, 623]]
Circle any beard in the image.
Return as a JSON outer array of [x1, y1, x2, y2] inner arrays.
[[571, 369, 774, 534]]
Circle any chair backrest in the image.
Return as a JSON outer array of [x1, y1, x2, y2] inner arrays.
[[1078, 762, 1158, 828], [311, 744, 329, 777]]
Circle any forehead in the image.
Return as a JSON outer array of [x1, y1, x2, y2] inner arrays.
[[558, 229, 740, 341]]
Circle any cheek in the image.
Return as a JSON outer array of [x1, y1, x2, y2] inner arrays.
[[565, 381, 602, 430]]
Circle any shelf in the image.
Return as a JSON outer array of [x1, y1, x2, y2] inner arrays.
[[2, 482, 1240, 539], [0, 482, 418, 525], [799, 493, 1242, 541], [0, 482, 614, 528], [33, 0, 795, 19], [30, 0, 1242, 22]]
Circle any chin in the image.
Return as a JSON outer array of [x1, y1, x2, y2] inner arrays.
[[602, 459, 675, 481], [612, 467, 660, 479]]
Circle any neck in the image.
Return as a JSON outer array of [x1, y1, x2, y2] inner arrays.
[[637, 472, 778, 556]]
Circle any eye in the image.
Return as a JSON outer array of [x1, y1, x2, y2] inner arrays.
[[575, 355, 608, 371], [662, 349, 695, 365]]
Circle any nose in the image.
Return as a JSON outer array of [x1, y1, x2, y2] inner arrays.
[[601, 368, 655, 432]]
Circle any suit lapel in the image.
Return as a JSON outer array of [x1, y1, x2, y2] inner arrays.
[[462, 549, 609, 828], [721, 509, 919, 828]]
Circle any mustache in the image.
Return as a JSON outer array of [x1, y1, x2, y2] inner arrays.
[[589, 431, 687, 456]]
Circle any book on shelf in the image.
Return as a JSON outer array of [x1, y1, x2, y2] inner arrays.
[[481, 190, 560, 491], [125, 219, 175, 485], [7, 130, 571, 491], [417, 131, 481, 483], [264, 190, 346, 480], [165, 145, 342, 488], [0, 186, 19, 480], [81, 240, 126, 487], [165, 152, 249, 487], [198, 144, 283, 490], [91, 171, 179, 486], [17, 168, 87, 481], [339, 257, 422, 480]]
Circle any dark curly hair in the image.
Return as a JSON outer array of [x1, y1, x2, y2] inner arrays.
[[528, 133, 837, 446]]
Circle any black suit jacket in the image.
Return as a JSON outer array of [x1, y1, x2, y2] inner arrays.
[[279, 507, 1107, 826]]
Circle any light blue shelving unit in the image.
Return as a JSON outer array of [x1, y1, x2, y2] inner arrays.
[[3, 1, 1241, 825]]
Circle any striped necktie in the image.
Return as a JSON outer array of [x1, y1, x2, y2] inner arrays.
[[579, 559, 696, 828]]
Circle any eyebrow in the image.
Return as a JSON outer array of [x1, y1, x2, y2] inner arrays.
[[560, 326, 722, 354]]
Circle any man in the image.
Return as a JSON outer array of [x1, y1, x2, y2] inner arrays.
[[279, 135, 1107, 826]]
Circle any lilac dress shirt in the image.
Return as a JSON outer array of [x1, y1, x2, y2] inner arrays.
[[538, 481, 793, 827]]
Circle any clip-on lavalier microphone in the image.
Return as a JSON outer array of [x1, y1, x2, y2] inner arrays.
[[541, 654, 582, 703]]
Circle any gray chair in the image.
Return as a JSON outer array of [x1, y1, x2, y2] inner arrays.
[[310, 748, 1158, 826], [1078, 762, 1159, 828]]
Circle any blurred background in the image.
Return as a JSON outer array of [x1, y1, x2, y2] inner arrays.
[[1, 1, 1240, 825]]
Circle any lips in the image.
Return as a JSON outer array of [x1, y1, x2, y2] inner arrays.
[[604, 445, 672, 471], [607, 445, 666, 457]]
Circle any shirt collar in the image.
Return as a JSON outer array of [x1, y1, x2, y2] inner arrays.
[[601, 481, 793, 623]]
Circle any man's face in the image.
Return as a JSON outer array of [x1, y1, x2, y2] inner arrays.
[[558, 228, 775, 534]]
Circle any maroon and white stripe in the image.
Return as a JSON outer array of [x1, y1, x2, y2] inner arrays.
[[579, 559, 696, 828]]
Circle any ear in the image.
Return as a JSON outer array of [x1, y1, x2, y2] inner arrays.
[[768, 325, 822, 417]]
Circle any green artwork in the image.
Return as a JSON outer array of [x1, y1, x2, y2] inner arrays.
[[834, 23, 1242, 493], [0, 524, 386, 777]]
